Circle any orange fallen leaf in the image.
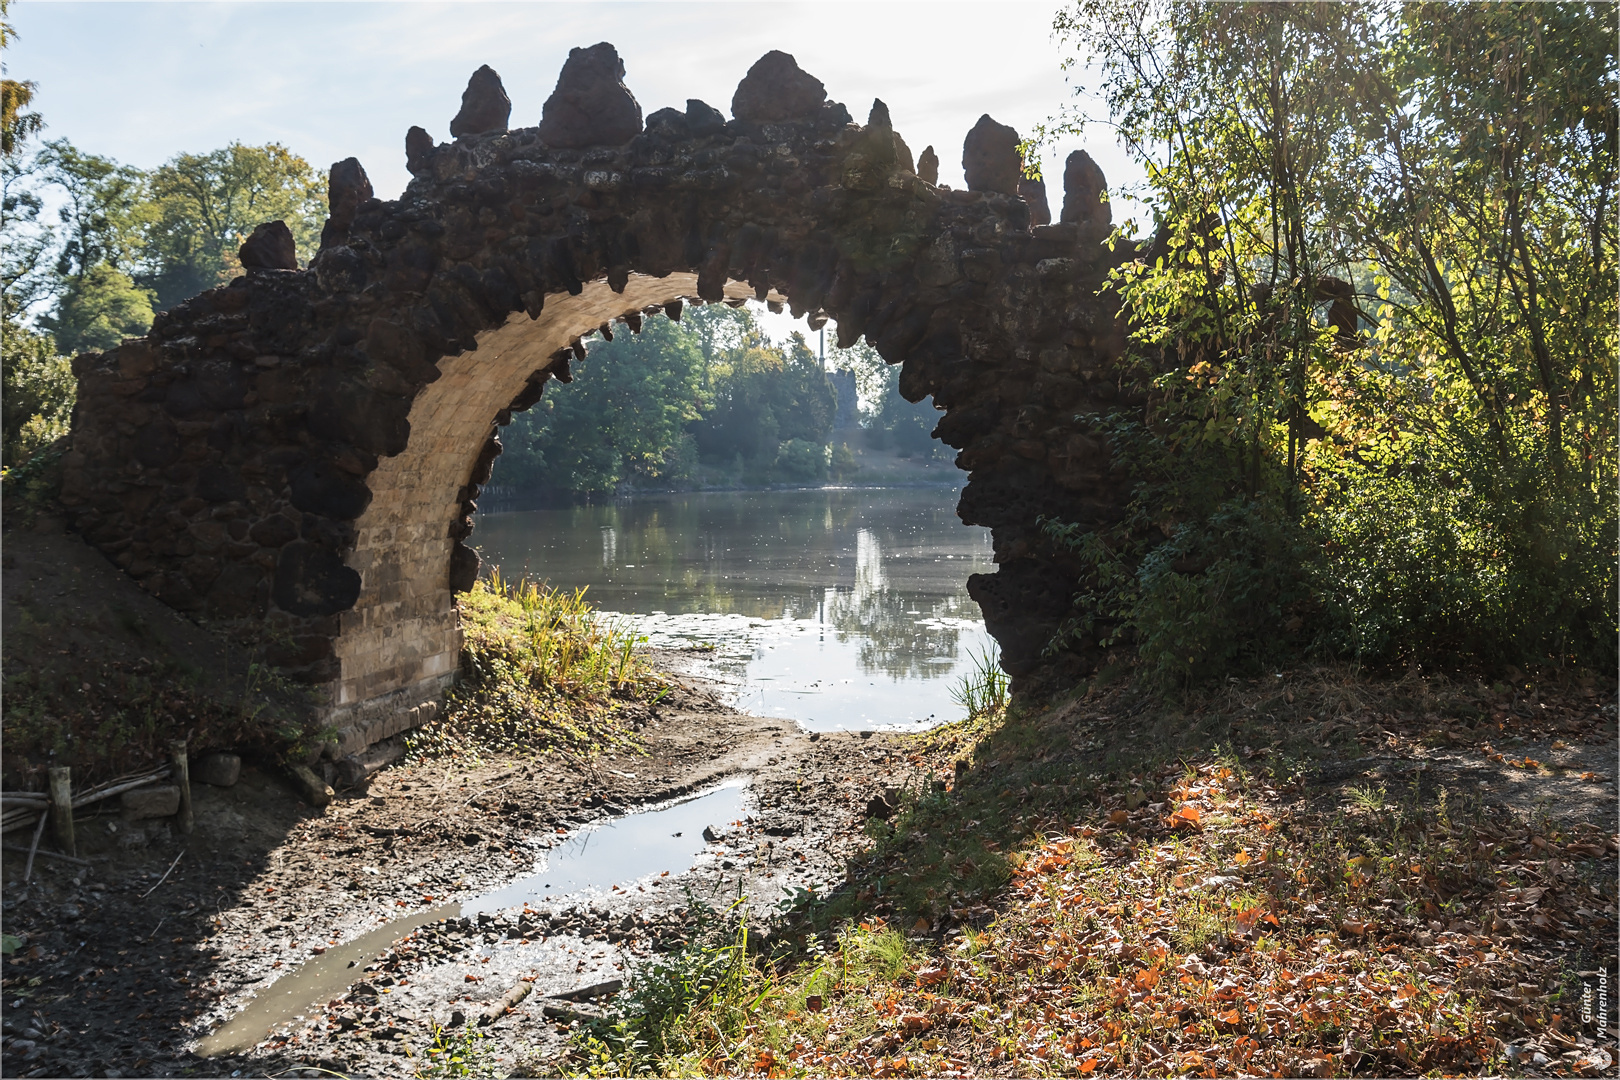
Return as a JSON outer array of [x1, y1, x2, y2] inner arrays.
[[1079, 1058, 1099, 1074], [1169, 805, 1202, 828], [1109, 809, 1129, 825]]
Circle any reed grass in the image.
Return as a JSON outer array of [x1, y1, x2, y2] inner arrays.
[[408, 568, 664, 762]]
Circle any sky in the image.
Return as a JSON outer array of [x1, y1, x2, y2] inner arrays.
[[7, 1, 1151, 340]]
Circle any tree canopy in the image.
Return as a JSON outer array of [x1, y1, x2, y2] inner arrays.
[[1041, 0, 1616, 678]]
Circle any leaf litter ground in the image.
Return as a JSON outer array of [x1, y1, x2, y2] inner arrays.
[[560, 666, 1617, 1078]]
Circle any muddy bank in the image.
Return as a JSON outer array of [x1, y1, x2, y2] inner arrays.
[[0, 655, 940, 1078]]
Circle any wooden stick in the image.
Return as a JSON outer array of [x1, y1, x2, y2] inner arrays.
[[140, 849, 185, 899], [479, 978, 535, 1026], [2, 765, 175, 832], [2, 844, 93, 866], [47, 766, 74, 857], [22, 812, 47, 883], [1, 795, 48, 807], [170, 740, 193, 835], [72, 768, 171, 809]]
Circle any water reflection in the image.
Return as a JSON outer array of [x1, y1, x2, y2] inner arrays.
[[474, 488, 994, 729]]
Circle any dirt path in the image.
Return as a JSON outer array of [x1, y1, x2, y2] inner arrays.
[[0, 655, 936, 1079]]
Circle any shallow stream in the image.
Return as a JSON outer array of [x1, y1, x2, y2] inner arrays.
[[198, 782, 753, 1054]]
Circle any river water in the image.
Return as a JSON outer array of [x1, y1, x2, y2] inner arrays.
[[473, 486, 995, 731]]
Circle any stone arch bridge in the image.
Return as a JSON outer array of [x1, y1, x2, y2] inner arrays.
[[61, 46, 1137, 752]]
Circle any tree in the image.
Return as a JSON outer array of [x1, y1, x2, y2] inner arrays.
[[500, 316, 709, 496], [693, 325, 835, 468], [43, 263, 154, 355], [0, 0, 42, 159], [1, 0, 50, 321], [1, 318, 72, 467], [36, 139, 150, 282], [145, 142, 324, 308], [1041, 0, 1615, 677]]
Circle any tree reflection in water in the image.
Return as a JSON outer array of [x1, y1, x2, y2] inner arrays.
[[474, 488, 995, 728]]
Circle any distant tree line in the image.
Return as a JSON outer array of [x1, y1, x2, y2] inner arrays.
[[494, 303, 949, 499]]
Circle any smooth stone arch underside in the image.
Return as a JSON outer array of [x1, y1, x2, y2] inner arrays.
[[61, 49, 1139, 752]]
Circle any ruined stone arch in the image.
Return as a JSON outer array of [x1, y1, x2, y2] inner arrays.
[[61, 46, 1136, 750]]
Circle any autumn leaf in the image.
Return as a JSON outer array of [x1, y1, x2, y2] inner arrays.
[[1169, 804, 1202, 829]]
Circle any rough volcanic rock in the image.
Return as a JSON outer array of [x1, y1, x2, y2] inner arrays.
[[918, 144, 939, 186], [686, 99, 726, 137], [1061, 149, 1110, 226], [405, 125, 435, 173], [1019, 177, 1052, 225], [449, 64, 511, 138], [273, 543, 362, 618], [962, 114, 1022, 195], [238, 220, 298, 270], [63, 68, 1138, 724], [327, 157, 374, 231], [731, 50, 826, 123], [537, 42, 642, 149]]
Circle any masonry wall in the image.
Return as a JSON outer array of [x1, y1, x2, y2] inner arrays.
[[59, 47, 1140, 751]]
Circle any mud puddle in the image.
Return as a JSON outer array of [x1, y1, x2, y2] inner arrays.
[[196, 781, 753, 1056], [470, 780, 748, 911]]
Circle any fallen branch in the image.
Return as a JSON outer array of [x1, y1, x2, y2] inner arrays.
[[479, 978, 535, 1026], [2, 844, 94, 867], [540, 998, 605, 1023], [140, 848, 185, 899], [22, 813, 47, 883]]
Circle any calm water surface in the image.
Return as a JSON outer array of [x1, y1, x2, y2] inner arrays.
[[473, 487, 995, 730]]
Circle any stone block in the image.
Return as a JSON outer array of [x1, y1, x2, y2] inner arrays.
[[123, 785, 181, 820], [194, 752, 241, 787]]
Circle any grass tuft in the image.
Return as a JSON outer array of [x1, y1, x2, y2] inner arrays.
[[410, 570, 666, 763]]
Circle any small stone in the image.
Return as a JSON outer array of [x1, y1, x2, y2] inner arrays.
[[1060, 149, 1110, 227], [238, 221, 298, 271], [962, 114, 1021, 196], [449, 64, 511, 138], [1018, 177, 1051, 226], [917, 145, 939, 186], [731, 50, 826, 123], [60, 903, 81, 920], [537, 42, 642, 149], [195, 752, 241, 788], [122, 785, 181, 820], [701, 825, 722, 843]]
